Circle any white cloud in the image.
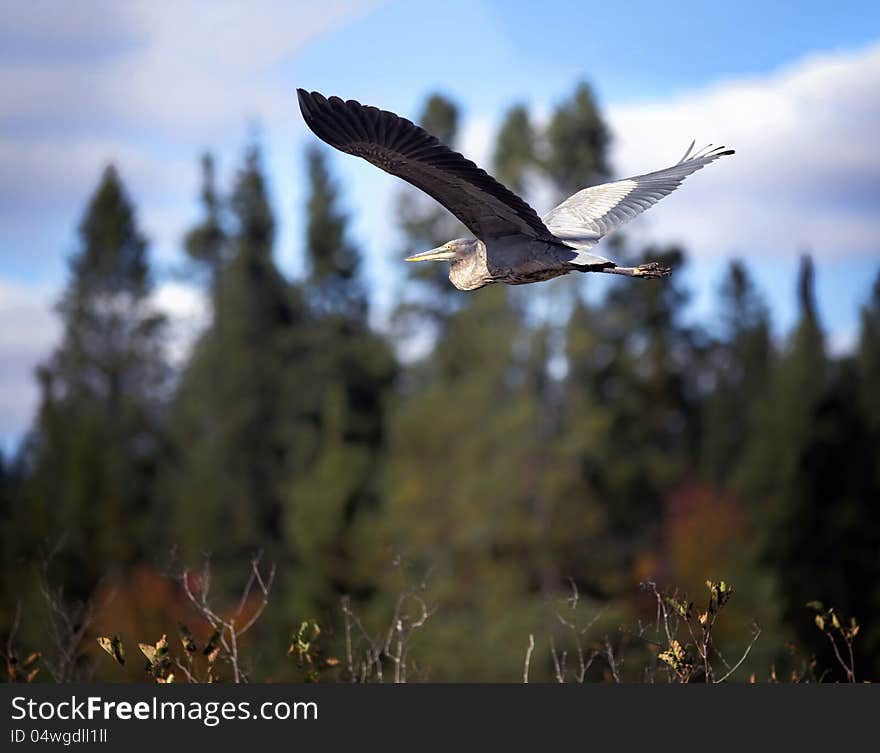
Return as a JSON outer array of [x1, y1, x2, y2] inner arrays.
[[0, 279, 208, 447], [0, 282, 58, 445], [604, 43, 880, 261], [151, 281, 209, 365], [0, 1, 378, 136]]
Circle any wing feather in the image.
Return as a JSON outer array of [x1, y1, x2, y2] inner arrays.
[[297, 89, 556, 242], [542, 142, 734, 252]]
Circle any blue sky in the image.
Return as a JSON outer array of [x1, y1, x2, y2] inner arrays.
[[1, 0, 879, 447]]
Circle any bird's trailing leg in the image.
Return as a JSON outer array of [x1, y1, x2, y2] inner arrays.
[[601, 261, 672, 279]]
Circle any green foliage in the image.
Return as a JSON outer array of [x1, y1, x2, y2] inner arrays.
[[354, 286, 549, 679], [702, 261, 772, 485], [287, 619, 330, 682], [543, 82, 610, 198], [284, 143, 396, 620], [304, 145, 364, 316], [165, 144, 299, 564], [857, 273, 880, 436], [492, 104, 536, 194], [184, 153, 226, 276], [70, 166, 151, 296], [728, 256, 879, 677], [20, 166, 167, 595]]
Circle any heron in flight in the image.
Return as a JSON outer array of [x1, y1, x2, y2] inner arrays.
[[297, 89, 733, 291]]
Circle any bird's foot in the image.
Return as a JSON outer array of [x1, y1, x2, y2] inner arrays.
[[634, 262, 672, 279], [601, 261, 673, 279]]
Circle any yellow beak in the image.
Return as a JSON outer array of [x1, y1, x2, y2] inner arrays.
[[404, 245, 456, 262]]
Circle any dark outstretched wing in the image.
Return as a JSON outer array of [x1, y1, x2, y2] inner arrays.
[[297, 89, 555, 242]]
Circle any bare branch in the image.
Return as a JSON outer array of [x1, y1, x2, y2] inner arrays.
[[523, 634, 535, 683], [716, 625, 762, 683], [550, 636, 564, 683], [604, 637, 621, 684], [180, 555, 275, 684]]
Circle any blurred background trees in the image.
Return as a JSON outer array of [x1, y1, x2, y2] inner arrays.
[[14, 167, 167, 595], [1, 81, 878, 682]]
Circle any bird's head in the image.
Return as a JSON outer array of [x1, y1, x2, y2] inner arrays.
[[404, 238, 476, 264]]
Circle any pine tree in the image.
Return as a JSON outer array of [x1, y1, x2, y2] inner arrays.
[[166, 145, 300, 564], [284, 146, 395, 617], [737, 255, 877, 673], [492, 104, 536, 195], [544, 82, 610, 199], [355, 285, 552, 679], [857, 272, 880, 438], [853, 271, 880, 671], [561, 247, 699, 580], [702, 261, 772, 485], [741, 256, 826, 508], [183, 153, 227, 280], [25, 166, 167, 592], [303, 145, 366, 317]]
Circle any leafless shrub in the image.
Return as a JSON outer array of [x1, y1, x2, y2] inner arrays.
[[528, 579, 762, 683], [544, 581, 605, 683], [339, 572, 434, 683], [178, 553, 276, 683], [39, 543, 113, 682]]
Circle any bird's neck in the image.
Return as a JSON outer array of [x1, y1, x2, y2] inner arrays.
[[448, 240, 491, 291]]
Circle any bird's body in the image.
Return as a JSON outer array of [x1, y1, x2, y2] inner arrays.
[[447, 237, 591, 291], [297, 89, 734, 291]]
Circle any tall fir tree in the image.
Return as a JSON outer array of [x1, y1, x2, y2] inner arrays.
[[857, 272, 880, 440], [284, 146, 395, 618], [543, 82, 610, 200], [183, 153, 227, 281], [166, 145, 300, 565], [492, 104, 536, 195], [740, 256, 827, 514], [854, 271, 880, 670], [303, 145, 366, 317], [24, 166, 167, 593], [702, 261, 772, 485], [561, 247, 699, 581], [355, 285, 553, 679], [737, 255, 878, 674]]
